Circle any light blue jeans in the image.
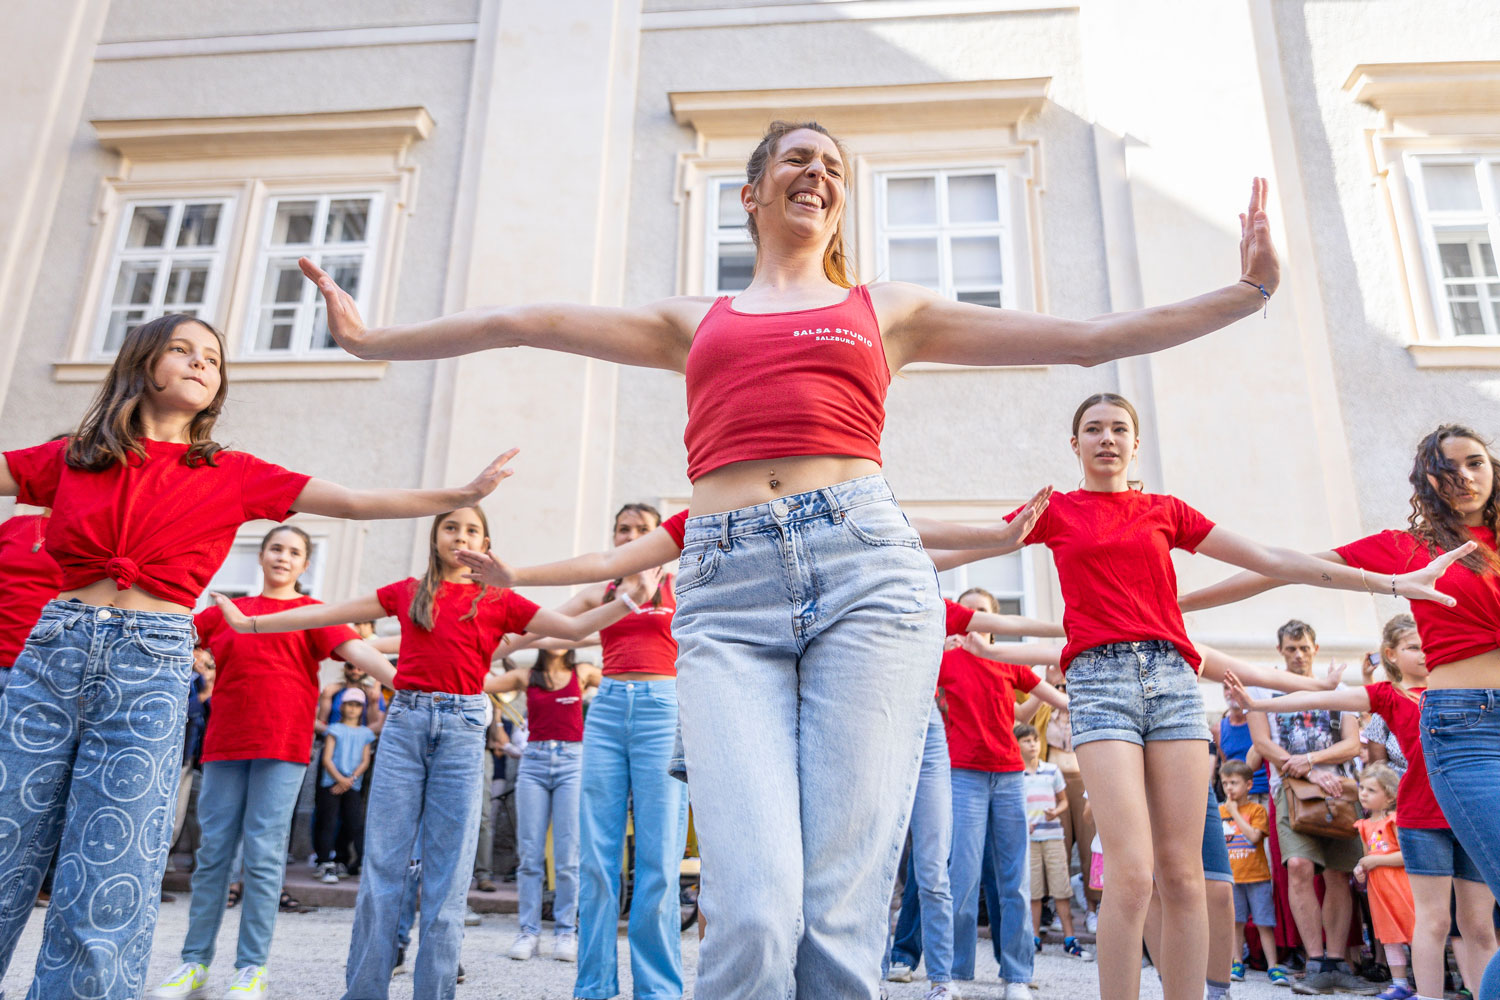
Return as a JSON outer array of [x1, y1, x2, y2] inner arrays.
[[575, 679, 688, 1000], [883, 704, 955, 983], [1421, 688, 1500, 1000], [673, 476, 943, 999], [180, 758, 306, 969], [517, 740, 582, 937], [950, 768, 1033, 984], [0, 600, 194, 1000], [341, 691, 486, 1000]]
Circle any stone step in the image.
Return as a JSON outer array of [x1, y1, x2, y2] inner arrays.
[[163, 862, 519, 912]]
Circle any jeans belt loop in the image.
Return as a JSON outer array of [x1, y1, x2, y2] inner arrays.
[[820, 486, 844, 523], [719, 515, 731, 551]]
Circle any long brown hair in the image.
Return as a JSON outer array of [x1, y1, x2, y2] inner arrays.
[[1406, 424, 1500, 574], [530, 649, 577, 692], [408, 507, 493, 630], [1071, 392, 1144, 491], [1378, 613, 1418, 685], [604, 503, 664, 609], [744, 121, 856, 289], [67, 313, 227, 471]]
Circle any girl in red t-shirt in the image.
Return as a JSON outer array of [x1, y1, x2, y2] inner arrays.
[[1008, 393, 1464, 1000], [209, 505, 647, 996], [1187, 423, 1500, 999], [0, 314, 516, 999]]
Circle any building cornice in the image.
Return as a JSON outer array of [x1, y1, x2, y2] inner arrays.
[[91, 107, 435, 160], [1345, 61, 1500, 131]]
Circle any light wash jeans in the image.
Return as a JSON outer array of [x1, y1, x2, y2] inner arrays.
[[0, 600, 194, 1000], [890, 819, 1008, 972], [674, 476, 943, 999], [517, 740, 582, 937], [341, 691, 486, 1000], [883, 704, 955, 983], [950, 768, 1033, 984], [1422, 688, 1500, 1000], [575, 679, 688, 1000], [180, 758, 306, 969]]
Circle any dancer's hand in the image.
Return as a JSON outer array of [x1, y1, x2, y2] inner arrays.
[[620, 566, 665, 605], [1239, 177, 1280, 296], [1319, 661, 1347, 690], [300, 257, 369, 355], [1003, 486, 1052, 549], [1222, 672, 1266, 711], [210, 593, 254, 633], [1393, 541, 1475, 605], [457, 549, 518, 589], [458, 449, 520, 505]]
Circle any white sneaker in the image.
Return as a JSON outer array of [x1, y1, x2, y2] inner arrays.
[[1003, 983, 1034, 1000], [553, 932, 578, 962], [1085, 909, 1098, 935], [507, 933, 539, 960], [463, 906, 482, 927], [149, 963, 209, 998], [925, 983, 960, 1000], [887, 962, 915, 983], [224, 966, 267, 997], [317, 862, 338, 884]]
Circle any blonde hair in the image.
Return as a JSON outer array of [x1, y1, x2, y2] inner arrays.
[[1361, 762, 1400, 805], [1378, 613, 1419, 685]]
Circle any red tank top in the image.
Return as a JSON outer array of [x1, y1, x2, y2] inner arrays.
[[599, 575, 678, 677], [527, 670, 584, 742], [682, 286, 890, 480]]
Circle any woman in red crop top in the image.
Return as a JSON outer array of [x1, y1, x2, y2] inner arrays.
[[0, 315, 516, 999], [307, 117, 1283, 994], [487, 649, 600, 961], [208, 505, 648, 996], [1183, 423, 1500, 999], [1006, 394, 1465, 1000]]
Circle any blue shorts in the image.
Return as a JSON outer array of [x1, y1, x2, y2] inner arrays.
[[1203, 786, 1233, 882], [1067, 640, 1210, 747], [1233, 881, 1276, 926], [1397, 825, 1485, 882]]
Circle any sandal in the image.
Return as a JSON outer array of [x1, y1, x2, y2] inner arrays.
[[225, 883, 242, 909], [279, 890, 315, 914]]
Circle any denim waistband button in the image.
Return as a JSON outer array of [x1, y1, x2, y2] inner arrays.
[[97, 608, 112, 621]]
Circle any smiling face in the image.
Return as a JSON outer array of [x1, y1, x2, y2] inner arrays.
[[435, 507, 490, 571], [744, 128, 847, 255], [147, 320, 222, 416], [613, 508, 659, 549], [1427, 435, 1496, 523], [259, 527, 310, 593], [1071, 402, 1139, 485]]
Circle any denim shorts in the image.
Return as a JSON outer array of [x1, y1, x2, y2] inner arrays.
[[1233, 880, 1276, 926], [1398, 825, 1485, 882], [1066, 640, 1210, 747], [1202, 785, 1233, 882]]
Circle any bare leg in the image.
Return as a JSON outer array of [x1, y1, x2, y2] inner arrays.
[[1256, 923, 1279, 969], [1077, 740, 1156, 1000], [1285, 857, 1325, 961], [1454, 877, 1500, 995], [1206, 879, 1234, 983], [1407, 874, 1453, 997], [1143, 740, 1214, 1000], [1320, 873, 1354, 967]]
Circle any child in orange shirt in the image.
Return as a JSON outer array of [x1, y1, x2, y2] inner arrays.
[[1218, 760, 1286, 986], [1354, 763, 1417, 1000]]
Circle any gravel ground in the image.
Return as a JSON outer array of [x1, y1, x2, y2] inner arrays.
[[0, 897, 1312, 999]]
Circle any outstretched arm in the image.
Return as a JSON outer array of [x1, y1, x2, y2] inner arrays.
[[1197, 643, 1345, 693], [459, 529, 680, 589], [967, 610, 1065, 639], [291, 449, 517, 520], [881, 179, 1279, 369], [959, 632, 1064, 667], [301, 256, 698, 370], [213, 594, 386, 634], [334, 638, 399, 689], [1222, 672, 1370, 715], [913, 486, 1051, 558]]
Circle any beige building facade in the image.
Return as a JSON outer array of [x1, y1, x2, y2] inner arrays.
[[3, 0, 1497, 672]]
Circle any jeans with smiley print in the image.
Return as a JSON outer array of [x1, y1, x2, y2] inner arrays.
[[0, 599, 194, 1000]]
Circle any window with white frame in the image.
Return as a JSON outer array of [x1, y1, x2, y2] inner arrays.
[[246, 194, 382, 355], [705, 176, 754, 294], [937, 550, 1032, 640], [197, 529, 329, 610], [94, 199, 233, 355], [876, 168, 1010, 307], [1413, 157, 1500, 338]]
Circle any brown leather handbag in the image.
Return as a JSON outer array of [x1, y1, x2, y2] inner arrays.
[[1283, 776, 1360, 839]]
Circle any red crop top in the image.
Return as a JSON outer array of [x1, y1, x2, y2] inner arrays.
[[1334, 527, 1500, 668], [527, 670, 585, 742], [682, 287, 890, 480], [3, 439, 309, 608], [599, 574, 678, 676]]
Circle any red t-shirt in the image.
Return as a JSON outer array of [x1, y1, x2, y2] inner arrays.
[[937, 647, 1040, 772], [945, 598, 977, 637], [0, 514, 63, 668], [2, 439, 309, 609], [1009, 489, 1214, 673], [1364, 681, 1446, 829], [599, 575, 678, 676], [663, 509, 689, 549], [195, 595, 359, 764], [527, 670, 585, 742], [1334, 528, 1500, 669], [376, 578, 540, 695]]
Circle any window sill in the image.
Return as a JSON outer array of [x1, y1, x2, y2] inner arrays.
[[53, 357, 389, 383], [1406, 341, 1500, 368], [902, 361, 1048, 373]]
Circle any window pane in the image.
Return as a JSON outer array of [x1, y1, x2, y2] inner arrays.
[[324, 199, 370, 243], [112, 260, 158, 306], [716, 242, 755, 292], [1450, 299, 1485, 336], [1478, 241, 1498, 278], [163, 262, 209, 307], [888, 237, 939, 286], [257, 307, 298, 351], [312, 305, 338, 350], [1424, 163, 1482, 212], [125, 205, 172, 248], [270, 200, 318, 245], [1439, 241, 1476, 279], [956, 290, 1002, 308], [321, 255, 363, 298], [886, 177, 938, 227], [951, 235, 1003, 286], [716, 181, 747, 229], [104, 309, 148, 352], [262, 258, 305, 305], [176, 203, 222, 247], [947, 174, 1000, 224]]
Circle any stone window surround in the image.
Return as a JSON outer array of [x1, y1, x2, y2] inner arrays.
[[55, 106, 433, 384]]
